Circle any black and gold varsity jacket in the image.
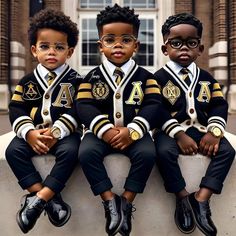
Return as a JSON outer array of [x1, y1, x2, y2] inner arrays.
[[154, 61, 228, 138], [76, 59, 161, 139], [9, 63, 82, 140]]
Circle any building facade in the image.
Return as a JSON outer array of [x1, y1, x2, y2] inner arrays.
[[1, 0, 236, 111]]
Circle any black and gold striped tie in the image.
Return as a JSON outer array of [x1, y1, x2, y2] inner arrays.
[[114, 67, 124, 86], [47, 71, 56, 86], [180, 68, 191, 86]]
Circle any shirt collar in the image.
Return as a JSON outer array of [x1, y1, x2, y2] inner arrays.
[[167, 60, 195, 76], [38, 63, 67, 79], [104, 59, 132, 77]]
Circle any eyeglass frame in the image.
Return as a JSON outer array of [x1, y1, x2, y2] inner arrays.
[[164, 37, 201, 49], [35, 43, 70, 53], [98, 34, 137, 48]]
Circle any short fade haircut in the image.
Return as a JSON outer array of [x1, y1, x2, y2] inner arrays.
[[28, 8, 79, 47], [162, 12, 203, 38], [96, 3, 140, 37]]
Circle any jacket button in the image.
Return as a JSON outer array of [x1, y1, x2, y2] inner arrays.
[[186, 120, 191, 125], [116, 112, 121, 118], [189, 108, 195, 114], [43, 110, 49, 115], [45, 94, 50, 99], [115, 93, 121, 99]]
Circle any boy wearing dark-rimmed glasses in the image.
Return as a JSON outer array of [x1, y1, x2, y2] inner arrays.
[[75, 4, 161, 236], [153, 13, 235, 236]]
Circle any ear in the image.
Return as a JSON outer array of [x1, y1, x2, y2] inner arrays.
[[133, 40, 140, 53], [97, 40, 104, 53], [31, 45, 38, 58], [161, 45, 168, 56], [198, 44, 204, 55], [67, 47, 74, 58]]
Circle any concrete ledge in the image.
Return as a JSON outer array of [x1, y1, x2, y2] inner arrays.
[[0, 131, 236, 236]]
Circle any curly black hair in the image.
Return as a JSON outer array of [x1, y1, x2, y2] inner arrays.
[[28, 8, 79, 47], [96, 3, 140, 37], [162, 12, 203, 38]]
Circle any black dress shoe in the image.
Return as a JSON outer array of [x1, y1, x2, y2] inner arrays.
[[16, 192, 46, 234], [119, 196, 135, 236], [174, 196, 196, 234], [45, 194, 71, 227], [188, 192, 217, 236], [103, 194, 123, 236]]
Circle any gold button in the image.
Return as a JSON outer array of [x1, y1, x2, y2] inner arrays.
[[116, 112, 121, 118], [200, 126, 205, 130], [115, 93, 121, 99], [45, 94, 50, 99], [189, 108, 194, 114], [189, 92, 192, 97], [43, 110, 49, 115]]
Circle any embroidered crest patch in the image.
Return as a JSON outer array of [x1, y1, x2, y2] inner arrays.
[[162, 80, 180, 105], [92, 81, 109, 100], [23, 81, 42, 100]]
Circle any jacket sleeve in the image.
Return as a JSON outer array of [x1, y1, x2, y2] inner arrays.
[[75, 71, 114, 139]]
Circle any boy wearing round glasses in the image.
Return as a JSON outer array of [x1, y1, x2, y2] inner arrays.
[[5, 8, 82, 233], [153, 13, 235, 235], [75, 4, 161, 236]]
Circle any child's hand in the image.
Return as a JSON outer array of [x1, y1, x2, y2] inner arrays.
[[199, 132, 220, 157], [175, 131, 198, 155], [102, 128, 120, 144], [110, 127, 133, 150], [42, 128, 58, 149], [26, 128, 53, 155]]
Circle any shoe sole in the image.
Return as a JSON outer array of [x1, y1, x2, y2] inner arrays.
[[174, 210, 196, 234], [47, 202, 72, 227], [187, 197, 214, 236]]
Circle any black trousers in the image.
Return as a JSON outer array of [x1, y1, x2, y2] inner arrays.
[[5, 132, 81, 194], [154, 127, 235, 194], [79, 132, 156, 196]]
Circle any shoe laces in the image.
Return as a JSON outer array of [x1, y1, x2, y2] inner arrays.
[[200, 200, 212, 217], [103, 201, 117, 216], [125, 203, 136, 220]]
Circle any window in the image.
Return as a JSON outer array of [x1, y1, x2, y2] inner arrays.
[[124, 0, 156, 8], [77, 1, 158, 74], [80, 0, 112, 9]]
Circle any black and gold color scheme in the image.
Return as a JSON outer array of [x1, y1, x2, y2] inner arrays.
[[76, 59, 161, 139], [154, 62, 228, 138], [9, 64, 82, 138]]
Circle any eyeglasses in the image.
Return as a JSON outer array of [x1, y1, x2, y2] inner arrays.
[[36, 43, 69, 53], [165, 38, 200, 49], [99, 35, 137, 48]]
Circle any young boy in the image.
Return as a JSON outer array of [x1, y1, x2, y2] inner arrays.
[[75, 4, 161, 236], [153, 13, 235, 236], [5, 8, 82, 233]]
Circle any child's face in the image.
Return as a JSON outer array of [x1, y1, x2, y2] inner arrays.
[[31, 29, 74, 71], [98, 22, 139, 66], [161, 24, 204, 67]]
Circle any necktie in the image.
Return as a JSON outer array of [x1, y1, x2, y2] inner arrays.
[[180, 68, 191, 86], [114, 67, 124, 86], [47, 71, 56, 86]]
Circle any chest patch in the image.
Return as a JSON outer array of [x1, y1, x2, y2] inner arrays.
[[92, 80, 109, 100], [23, 81, 42, 100], [162, 80, 180, 105]]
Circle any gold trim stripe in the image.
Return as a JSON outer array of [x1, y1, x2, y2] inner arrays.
[[145, 87, 160, 94], [15, 85, 23, 93], [146, 79, 157, 86], [212, 91, 223, 97], [213, 83, 221, 90], [94, 119, 109, 135], [79, 83, 92, 90], [30, 107, 38, 120], [77, 92, 93, 99], [12, 94, 23, 102]]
